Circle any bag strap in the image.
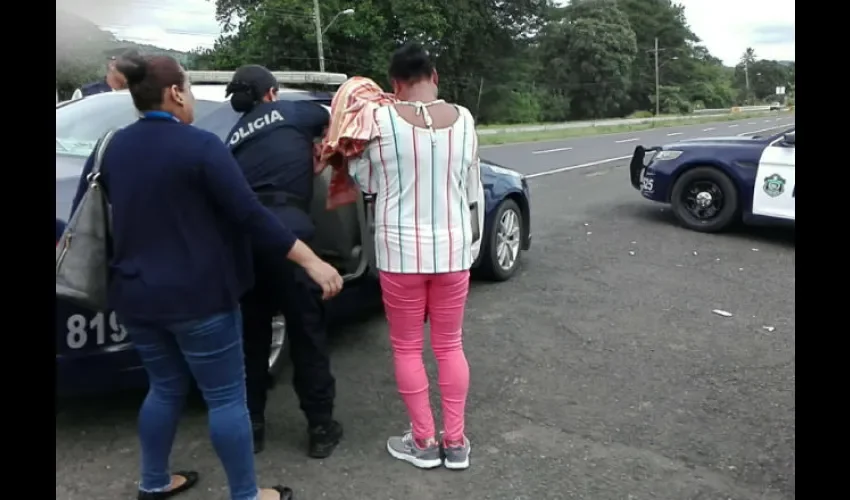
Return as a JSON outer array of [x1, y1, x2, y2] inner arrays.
[[86, 129, 117, 183]]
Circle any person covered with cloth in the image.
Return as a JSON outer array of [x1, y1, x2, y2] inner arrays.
[[317, 76, 396, 209], [70, 53, 342, 500], [224, 64, 344, 458], [324, 43, 484, 470]]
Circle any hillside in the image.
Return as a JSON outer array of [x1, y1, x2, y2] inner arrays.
[[114, 41, 191, 64], [55, 9, 190, 97]]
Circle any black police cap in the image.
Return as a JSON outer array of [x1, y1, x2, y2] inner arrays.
[[227, 65, 279, 97], [104, 47, 141, 61]]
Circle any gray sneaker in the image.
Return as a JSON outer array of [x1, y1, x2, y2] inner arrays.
[[442, 436, 471, 470], [386, 431, 442, 469]]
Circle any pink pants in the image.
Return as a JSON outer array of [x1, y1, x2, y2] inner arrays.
[[379, 270, 471, 443]]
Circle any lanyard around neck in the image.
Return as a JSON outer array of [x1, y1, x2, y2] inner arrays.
[[141, 111, 180, 122]]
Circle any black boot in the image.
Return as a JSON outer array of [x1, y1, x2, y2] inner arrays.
[[307, 420, 343, 458], [252, 418, 266, 454]]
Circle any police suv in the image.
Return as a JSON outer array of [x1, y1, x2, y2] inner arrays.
[[629, 126, 795, 232]]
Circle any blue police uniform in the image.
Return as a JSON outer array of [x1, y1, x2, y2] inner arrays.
[[79, 79, 113, 97], [228, 97, 341, 456], [226, 100, 327, 238]]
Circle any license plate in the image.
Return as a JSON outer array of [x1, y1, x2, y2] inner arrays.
[[640, 176, 654, 193], [64, 311, 128, 350]]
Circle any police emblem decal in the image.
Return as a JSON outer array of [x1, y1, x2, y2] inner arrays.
[[762, 173, 786, 198]]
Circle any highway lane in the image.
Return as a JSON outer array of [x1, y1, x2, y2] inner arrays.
[[56, 154, 795, 500], [56, 138, 795, 499], [56, 112, 795, 500], [482, 113, 795, 178]]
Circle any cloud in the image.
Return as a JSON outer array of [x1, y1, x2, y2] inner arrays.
[[57, 0, 221, 52], [60, 0, 794, 63], [680, 0, 795, 64], [751, 24, 795, 45]]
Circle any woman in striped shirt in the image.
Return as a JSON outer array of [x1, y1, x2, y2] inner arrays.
[[349, 43, 483, 470]]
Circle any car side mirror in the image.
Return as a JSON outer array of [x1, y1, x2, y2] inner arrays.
[[783, 132, 795, 146]]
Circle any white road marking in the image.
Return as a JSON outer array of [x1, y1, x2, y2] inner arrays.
[[729, 124, 739, 128], [764, 120, 771, 123], [736, 123, 794, 137], [518, 117, 795, 180], [615, 138, 639, 143], [748, 122, 756, 125], [703, 127, 715, 131], [525, 155, 632, 179], [667, 132, 683, 136], [532, 146, 573, 155]]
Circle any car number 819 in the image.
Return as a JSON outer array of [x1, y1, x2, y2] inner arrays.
[[66, 311, 128, 349]]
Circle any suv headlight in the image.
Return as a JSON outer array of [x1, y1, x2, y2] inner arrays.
[[654, 150, 683, 161], [487, 164, 523, 178]]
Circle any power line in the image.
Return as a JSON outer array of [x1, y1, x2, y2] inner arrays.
[[99, 3, 333, 51]]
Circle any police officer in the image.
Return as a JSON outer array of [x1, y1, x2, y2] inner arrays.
[[225, 65, 343, 459], [70, 48, 137, 100]]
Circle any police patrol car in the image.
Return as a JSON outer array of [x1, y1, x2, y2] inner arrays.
[[56, 70, 532, 399], [628, 126, 795, 232]]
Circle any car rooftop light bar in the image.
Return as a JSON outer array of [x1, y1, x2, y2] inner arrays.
[[187, 71, 348, 86]]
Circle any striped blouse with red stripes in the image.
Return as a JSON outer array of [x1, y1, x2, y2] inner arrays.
[[348, 103, 484, 274]]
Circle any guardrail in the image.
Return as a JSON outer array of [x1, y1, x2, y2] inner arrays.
[[693, 105, 773, 115], [477, 105, 780, 136]]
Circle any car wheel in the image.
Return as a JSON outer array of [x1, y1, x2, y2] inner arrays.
[[266, 315, 289, 388], [670, 167, 739, 233], [481, 199, 523, 281]]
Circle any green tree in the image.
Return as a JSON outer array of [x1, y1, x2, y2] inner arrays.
[[616, 0, 697, 114], [748, 59, 790, 101], [187, 0, 789, 123], [733, 47, 760, 103], [55, 9, 114, 97], [56, 9, 192, 99], [199, 0, 547, 123], [682, 47, 735, 109], [542, 0, 637, 119]]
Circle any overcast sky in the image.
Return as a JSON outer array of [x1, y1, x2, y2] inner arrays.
[[57, 0, 795, 65]]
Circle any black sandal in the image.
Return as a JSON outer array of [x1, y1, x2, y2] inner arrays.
[[273, 485, 295, 500], [137, 471, 199, 499]]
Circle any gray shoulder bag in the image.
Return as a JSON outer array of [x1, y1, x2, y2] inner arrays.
[[55, 130, 116, 310]]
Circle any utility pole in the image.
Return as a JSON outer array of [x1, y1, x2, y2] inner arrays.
[[475, 77, 484, 121], [313, 0, 325, 72], [653, 37, 660, 116], [743, 60, 750, 104]]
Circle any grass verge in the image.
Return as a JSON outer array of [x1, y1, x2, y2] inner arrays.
[[478, 111, 792, 146]]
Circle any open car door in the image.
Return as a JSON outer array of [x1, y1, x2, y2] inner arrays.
[[310, 170, 376, 280], [312, 104, 377, 280]]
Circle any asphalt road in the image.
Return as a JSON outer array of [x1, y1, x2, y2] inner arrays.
[[56, 116, 795, 500], [481, 114, 795, 177]]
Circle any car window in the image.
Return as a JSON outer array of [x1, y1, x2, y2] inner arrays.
[[194, 105, 241, 141], [55, 93, 222, 158], [193, 94, 333, 141], [55, 91, 332, 158]]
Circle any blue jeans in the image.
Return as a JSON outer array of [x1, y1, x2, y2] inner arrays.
[[126, 309, 259, 500]]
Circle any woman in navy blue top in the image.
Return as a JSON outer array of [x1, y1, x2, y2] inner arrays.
[[71, 53, 340, 500]]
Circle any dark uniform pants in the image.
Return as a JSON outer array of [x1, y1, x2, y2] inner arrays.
[[241, 248, 336, 427]]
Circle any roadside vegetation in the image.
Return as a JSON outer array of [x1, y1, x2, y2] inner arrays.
[[56, 1, 795, 126], [479, 111, 792, 145]]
